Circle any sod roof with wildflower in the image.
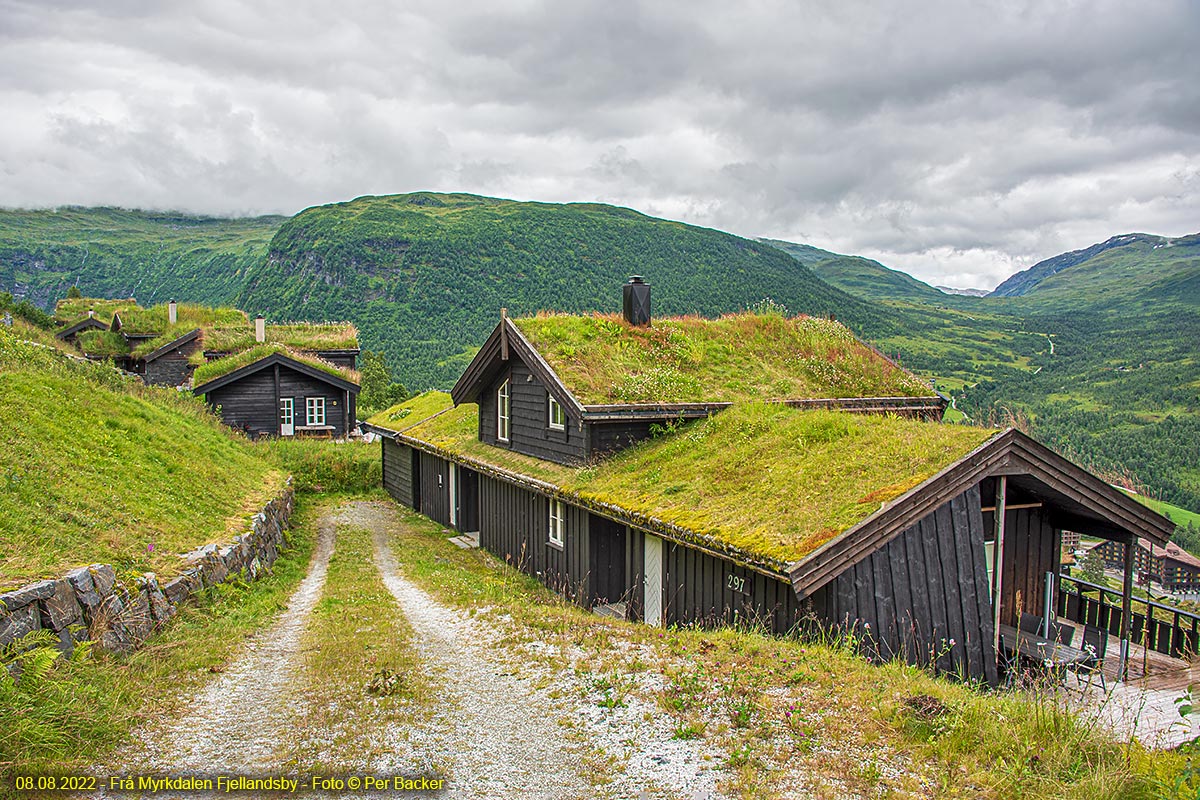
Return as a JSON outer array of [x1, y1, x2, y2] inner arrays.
[[371, 393, 998, 566], [512, 311, 934, 405]]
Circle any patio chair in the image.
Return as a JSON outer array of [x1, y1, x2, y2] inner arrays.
[[1051, 621, 1076, 647], [1019, 612, 1043, 635], [999, 632, 1021, 686], [1069, 624, 1108, 693]]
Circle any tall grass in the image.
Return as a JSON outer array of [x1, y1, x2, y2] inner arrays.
[[256, 438, 381, 494]]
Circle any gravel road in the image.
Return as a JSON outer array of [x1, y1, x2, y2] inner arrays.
[[97, 501, 723, 800], [99, 513, 337, 794]]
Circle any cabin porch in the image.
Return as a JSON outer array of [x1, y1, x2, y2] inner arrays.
[[980, 473, 1177, 685]]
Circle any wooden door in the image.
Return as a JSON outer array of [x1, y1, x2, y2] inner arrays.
[[458, 468, 480, 533], [589, 516, 627, 605], [279, 397, 294, 436], [644, 534, 663, 626]]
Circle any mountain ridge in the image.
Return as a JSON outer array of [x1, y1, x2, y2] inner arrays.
[[2, 195, 1196, 512]]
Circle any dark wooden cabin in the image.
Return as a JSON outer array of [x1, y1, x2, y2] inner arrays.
[[451, 289, 945, 468], [59, 299, 360, 389], [193, 352, 359, 439], [130, 329, 202, 387], [367, 282, 1174, 685], [55, 314, 109, 345]]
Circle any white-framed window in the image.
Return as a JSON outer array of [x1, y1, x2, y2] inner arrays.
[[306, 396, 326, 426], [548, 498, 566, 548], [548, 394, 566, 430], [497, 379, 511, 441]]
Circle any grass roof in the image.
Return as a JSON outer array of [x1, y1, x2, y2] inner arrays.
[[54, 297, 135, 325], [202, 321, 359, 352], [513, 311, 933, 405], [377, 399, 998, 566], [367, 391, 455, 432], [193, 343, 359, 388], [75, 329, 130, 357], [116, 302, 247, 335]]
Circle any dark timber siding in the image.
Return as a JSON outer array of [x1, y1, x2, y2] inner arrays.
[[205, 364, 351, 437], [807, 485, 999, 685], [417, 451, 451, 526], [587, 420, 658, 458], [207, 370, 277, 436], [664, 543, 805, 634], [143, 351, 194, 387], [143, 337, 201, 387], [381, 439, 414, 508], [477, 474, 591, 604], [478, 357, 587, 465], [984, 506, 1059, 630]]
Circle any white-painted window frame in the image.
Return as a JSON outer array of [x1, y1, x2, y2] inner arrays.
[[548, 498, 565, 548], [497, 379, 511, 442], [306, 396, 326, 426], [548, 393, 566, 431]]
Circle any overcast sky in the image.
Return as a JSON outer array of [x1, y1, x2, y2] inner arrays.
[[1, 1, 1196, 289]]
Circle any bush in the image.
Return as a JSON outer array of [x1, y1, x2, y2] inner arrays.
[[257, 438, 380, 493]]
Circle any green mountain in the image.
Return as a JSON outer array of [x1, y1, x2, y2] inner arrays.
[[812, 255, 952, 303], [990, 232, 1200, 301], [757, 238, 842, 267], [0, 206, 284, 309], [235, 193, 880, 388], [4, 198, 1196, 514], [767, 232, 1200, 514]]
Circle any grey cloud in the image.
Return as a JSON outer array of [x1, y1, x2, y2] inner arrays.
[[0, 0, 1197, 290]]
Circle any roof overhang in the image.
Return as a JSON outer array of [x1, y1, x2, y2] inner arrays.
[[788, 428, 1176, 599], [141, 329, 201, 362], [56, 316, 110, 340], [450, 318, 584, 416], [193, 352, 359, 395], [372, 420, 792, 579]]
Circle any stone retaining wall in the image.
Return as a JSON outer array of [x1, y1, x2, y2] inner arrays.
[[0, 483, 294, 658]]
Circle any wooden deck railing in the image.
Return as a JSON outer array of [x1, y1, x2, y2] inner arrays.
[[1057, 574, 1200, 660]]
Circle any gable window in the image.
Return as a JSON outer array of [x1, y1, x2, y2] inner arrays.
[[497, 379, 511, 441], [548, 498, 566, 548], [548, 394, 566, 430], [306, 396, 326, 426]]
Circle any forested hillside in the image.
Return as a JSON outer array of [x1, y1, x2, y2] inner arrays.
[[236, 193, 881, 388], [767, 231, 1200, 513], [0, 207, 284, 309], [3, 197, 1195, 514]]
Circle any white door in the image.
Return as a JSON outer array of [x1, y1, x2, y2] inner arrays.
[[279, 398, 294, 436], [644, 534, 663, 627], [449, 465, 458, 528]]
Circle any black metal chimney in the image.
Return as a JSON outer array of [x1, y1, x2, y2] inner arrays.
[[622, 275, 651, 326]]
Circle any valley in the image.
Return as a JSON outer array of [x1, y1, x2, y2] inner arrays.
[[1, 193, 1196, 517]]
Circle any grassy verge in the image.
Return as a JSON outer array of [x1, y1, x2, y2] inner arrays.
[[380, 500, 1191, 800], [277, 521, 431, 772], [0, 329, 282, 587], [0, 497, 318, 795], [256, 438, 381, 494]]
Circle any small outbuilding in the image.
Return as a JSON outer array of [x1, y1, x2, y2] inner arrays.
[[193, 346, 359, 439]]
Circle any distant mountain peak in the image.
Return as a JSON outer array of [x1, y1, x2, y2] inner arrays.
[[989, 232, 1167, 298]]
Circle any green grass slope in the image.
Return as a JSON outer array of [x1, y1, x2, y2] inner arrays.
[[0, 329, 283, 588], [236, 192, 882, 389], [0, 207, 285, 310]]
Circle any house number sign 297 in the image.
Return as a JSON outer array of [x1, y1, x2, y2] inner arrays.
[[726, 573, 748, 595]]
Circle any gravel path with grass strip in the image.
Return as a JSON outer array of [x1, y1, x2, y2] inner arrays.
[[362, 500, 724, 800], [100, 516, 336, 789], [368, 512, 593, 799]]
